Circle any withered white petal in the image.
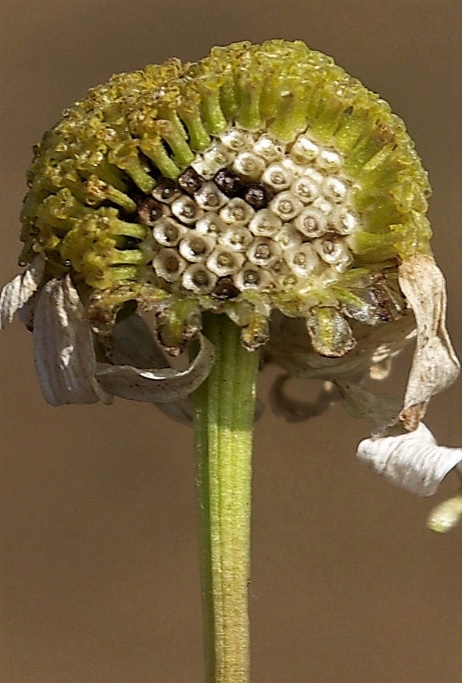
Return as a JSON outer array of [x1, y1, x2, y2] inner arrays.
[[95, 333, 214, 403], [17, 296, 37, 329], [0, 256, 45, 329], [398, 255, 460, 428], [267, 311, 415, 384], [357, 423, 462, 496], [34, 277, 111, 406], [337, 381, 401, 432], [110, 314, 197, 423], [110, 314, 168, 369]]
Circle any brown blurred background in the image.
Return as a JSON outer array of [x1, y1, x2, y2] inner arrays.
[[0, 1, 461, 681]]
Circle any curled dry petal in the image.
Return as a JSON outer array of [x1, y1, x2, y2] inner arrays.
[[266, 311, 415, 384], [109, 314, 169, 369], [398, 255, 460, 429], [33, 277, 111, 406], [356, 423, 462, 496], [95, 334, 214, 403], [0, 256, 45, 329], [336, 381, 402, 432], [31, 281, 213, 412], [109, 314, 196, 423]]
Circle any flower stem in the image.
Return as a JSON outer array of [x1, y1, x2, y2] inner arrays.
[[193, 313, 259, 683]]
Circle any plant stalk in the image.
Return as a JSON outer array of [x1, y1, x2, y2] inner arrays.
[[193, 313, 259, 683]]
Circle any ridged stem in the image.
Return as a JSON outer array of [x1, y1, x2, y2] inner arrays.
[[193, 313, 259, 683]]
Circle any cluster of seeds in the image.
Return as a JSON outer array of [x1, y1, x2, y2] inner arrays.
[[140, 128, 362, 299]]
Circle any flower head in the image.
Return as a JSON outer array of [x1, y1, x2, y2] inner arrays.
[[18, 41, 433, 350], [1, 40, 460, 496]]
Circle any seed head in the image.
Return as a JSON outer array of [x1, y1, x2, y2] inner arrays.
[[17, 39, 433, 354], [0, 40, 460, 502]]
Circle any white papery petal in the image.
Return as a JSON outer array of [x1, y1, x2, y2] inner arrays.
[[398, 255, 460, 428], [33, 277, 110, 406], [337, 381, 401, 431], [17, 296, 37, 329], [267, 311, 415, 384], [95, 333, 214, 403], [110, 315, 168, 369], [357, 423, 462, 496], [0, 256, 45, 329], [109, 314, 196, 423]]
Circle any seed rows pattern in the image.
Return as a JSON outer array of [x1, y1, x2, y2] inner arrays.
[[139, 129, 363, 298]]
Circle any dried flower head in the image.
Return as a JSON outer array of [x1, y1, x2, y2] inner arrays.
[[1, 40, 460, 497], [17, 40, 434, 350]]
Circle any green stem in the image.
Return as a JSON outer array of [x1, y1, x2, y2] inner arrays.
[[193, 314, 259, 683]]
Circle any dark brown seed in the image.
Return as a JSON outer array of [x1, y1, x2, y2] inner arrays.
[[152, 178, 180, 203], [138, 197, 165, 226], [212, 277, 240, 300], [214, 168, 245, 197], [177, 167, 204, 195], [242, 183, 274, 209]]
